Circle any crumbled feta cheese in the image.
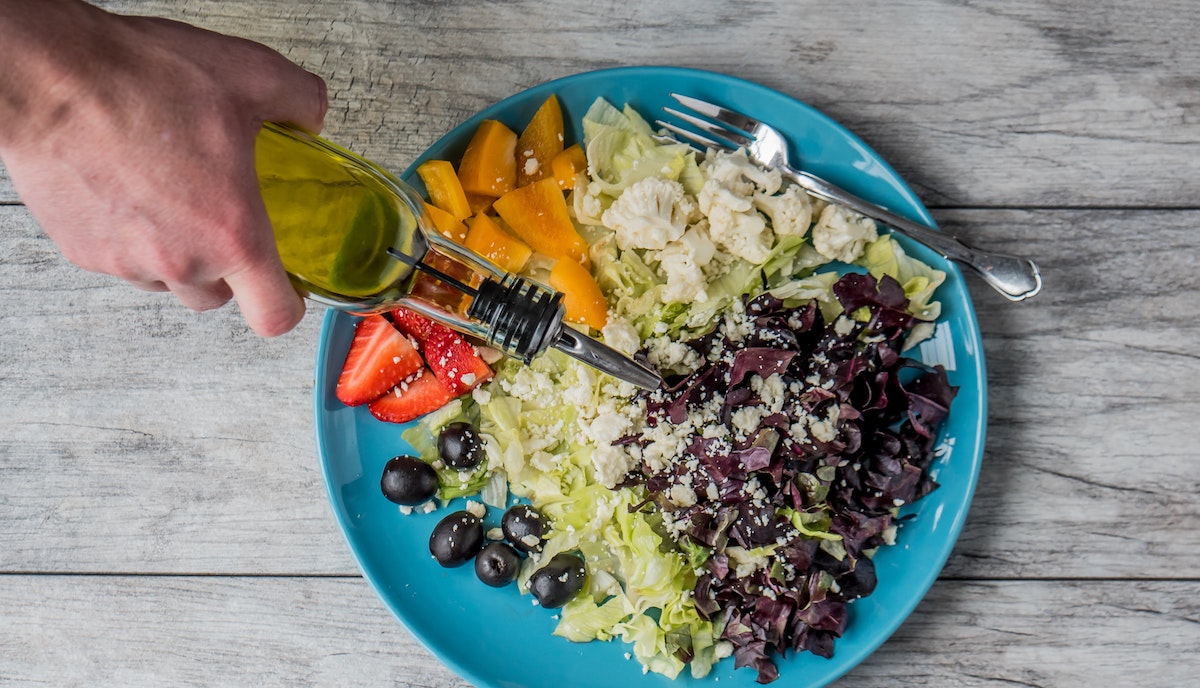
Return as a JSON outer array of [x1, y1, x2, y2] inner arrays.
[[584, 413, 631, 447], [833, 315, 856, 336], [601, 317, 641, 356], [574, 178, 606, 225], [725, 545, 771, 577], [592, 441, 638, 485], [731, 405, 769, 438], [471, 386, 492, 405], [751, 373, 787, 413], [667, 482, 698, 507], [705, 481, 720, 501], [499, 367, 555, 401], [808, 414, 837, 443], [465, 500, 486, 519], [644, 335, 702, 372]]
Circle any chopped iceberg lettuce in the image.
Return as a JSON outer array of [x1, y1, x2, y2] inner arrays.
[[399, 95, 954, 684]]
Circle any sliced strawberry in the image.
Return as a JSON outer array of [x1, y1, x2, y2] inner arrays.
[[390, 307, 438, 341], [335, 314, 423, 407], [390, 307, 494, 395], [368, 368, 455, 424], [423, 326, 495, 395]]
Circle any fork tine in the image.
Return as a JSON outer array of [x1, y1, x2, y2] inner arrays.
[[670, 93, 761, 136], [662, 106, 755, 149], [654, 119, 726, 152]]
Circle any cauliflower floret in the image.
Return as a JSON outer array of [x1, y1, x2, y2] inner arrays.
[[754, 184, 814, 237], [696, 149, 777, 263], [654, 225, 717, 304], [701, 148, 782, 196], [700, 196, 773, 263], [811, 203, 878, 263], [600, 177, 697, 251]]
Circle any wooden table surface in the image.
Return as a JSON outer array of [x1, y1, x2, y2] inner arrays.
[[3, 1, 1198, 686]]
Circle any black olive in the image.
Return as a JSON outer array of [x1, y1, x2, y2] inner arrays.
[[438, 422, 484, 470], [380, 455, 439, 506], [474, 541, 522, 587], [501, 504, 546, 554], [428, 510, 484, 567], [528, 552, 587, 609]]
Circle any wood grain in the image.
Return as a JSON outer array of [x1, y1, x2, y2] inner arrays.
[[5, 205, 1198, 579], [1, 576, 1196, 687], [3, 0, 1199, 207], [3, 0, 1200, 685]]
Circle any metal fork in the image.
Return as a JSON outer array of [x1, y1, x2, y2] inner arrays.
[[658, 93, 1042, 302]]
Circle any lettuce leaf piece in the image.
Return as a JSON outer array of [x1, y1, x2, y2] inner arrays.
[[555, 595, 631, 643], [582, 98, 701, 198], [857, 233, 945, 322]]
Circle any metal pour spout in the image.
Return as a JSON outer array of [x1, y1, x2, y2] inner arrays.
[[553, 326, 663, 390], [463, 269, 662, 390]]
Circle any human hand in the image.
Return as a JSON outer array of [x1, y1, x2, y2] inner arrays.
[[0, 0, 327, 336]]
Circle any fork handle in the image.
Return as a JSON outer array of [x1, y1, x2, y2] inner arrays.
[[787, 169, 1042, 301]]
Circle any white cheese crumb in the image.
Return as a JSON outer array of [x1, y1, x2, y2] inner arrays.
[[833, 315, 856, 336], [667, 482, 698, 507], [601, 317, 641, 357], [471, 387, 492, 405]]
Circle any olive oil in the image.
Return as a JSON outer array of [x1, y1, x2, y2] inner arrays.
[[252, 122, 662, 389], [255, 123, 426, 310]]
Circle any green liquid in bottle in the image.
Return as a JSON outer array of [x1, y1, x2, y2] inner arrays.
[[255, 123, 425, 309]]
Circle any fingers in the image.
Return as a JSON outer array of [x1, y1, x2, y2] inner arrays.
[[170, 280, 234, 313], [132, 16, 329, 134], [129, 280, 169, 293], [253, 57, 328, 134], [223, 260, 306, 337]]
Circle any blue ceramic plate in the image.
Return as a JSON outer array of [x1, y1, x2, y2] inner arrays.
[[314, 66, 985, 688]]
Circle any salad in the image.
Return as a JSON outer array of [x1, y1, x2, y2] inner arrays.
[[349, 96, 957, 683]]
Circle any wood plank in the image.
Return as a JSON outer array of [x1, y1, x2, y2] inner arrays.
[[937, 207, 1200, 578], [0, 575, 1196, 686], [3, 0, 1200, 207], [4, 204, 1199, 579], [0, 575, 469, 687], [0, 206, 353, 574]]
